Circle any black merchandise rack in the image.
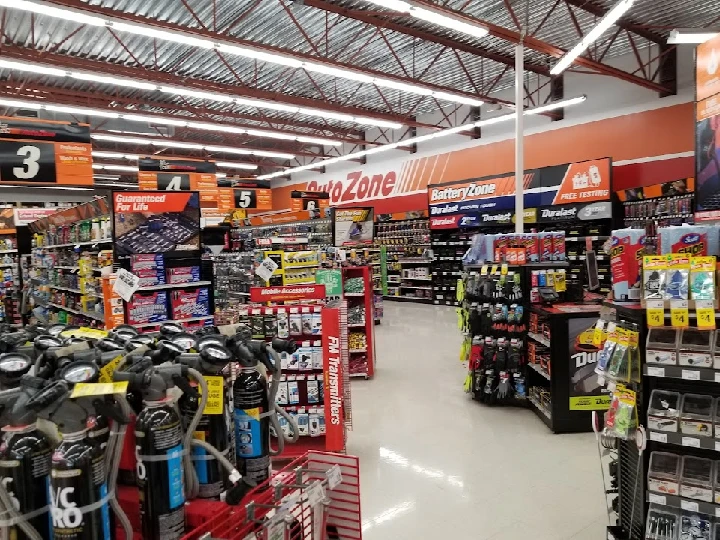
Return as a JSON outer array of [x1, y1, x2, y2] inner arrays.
[[621, 192, 695, 256], [603, 301, 647, 540]]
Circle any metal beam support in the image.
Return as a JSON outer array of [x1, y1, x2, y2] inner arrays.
[[657, 44, 678, 98], [392, 0, 673, 95], [563, 0, 666, 45], [550, 75, 564, 122], [304, 0, 550, 77], [44, 0, 494, 110], [0, 45, 427, 134]]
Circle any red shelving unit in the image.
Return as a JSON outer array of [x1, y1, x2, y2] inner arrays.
[[343, 266, 376, 379]]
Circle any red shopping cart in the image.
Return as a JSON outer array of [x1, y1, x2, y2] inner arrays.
[[182, 451, 362, 540]]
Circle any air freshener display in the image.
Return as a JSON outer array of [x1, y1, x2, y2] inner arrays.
[[641, 255, 717, 305]]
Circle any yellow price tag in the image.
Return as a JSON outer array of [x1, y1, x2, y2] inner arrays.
[[99, 355, 123, 384], [490, 265, 498, 275], [554, 272, 567, 292], [71, 381, 128, 398], [480, 265, 489, 276], [670, 300, 689, 328], [695, 300, 716, 329], [646, 300, 664, 327], [501, 263, 508, 275], [199, 376, 225, 415]]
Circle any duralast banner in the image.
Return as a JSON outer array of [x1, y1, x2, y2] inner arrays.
[[427, 158, 611, 228]]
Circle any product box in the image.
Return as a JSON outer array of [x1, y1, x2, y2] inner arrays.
[[131, 254, 166, 287], [126, 291, 169, 325], [552, 232, 566, 261], [167, 266, 201, 284], [539, 233, 553, 262], [170, 287, 210, 319], [611, 229, 645, 301], [524, 234, 539, 263]]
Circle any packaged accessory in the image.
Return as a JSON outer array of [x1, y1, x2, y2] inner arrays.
[[647, 390, 681, 432], [276, 382, 289, 406], [170, 287, 210, 319], [276, 308, 289, 339], [646, 327, 679, 366], [645, 504, 679, 540], [297, 413, 310, 436], [307, 379, 320, 404], [289, 308, 302, 336], [301, 308, 313, 336], [288, 381, 300, 405], [664, 255, 690, 301], [263, 309, 277, 338], [603, 385, 637, 439], [312, 342, 323, 370], [643, 256, 667, 300], [680, 456, 714, 502], [678, 329, 713, 368], [647, 451, 680, 495], [166, 266, 201, 284], [680, 512, 711, 540], [309, 413, 320, 437], [680, 394, 713, 437]]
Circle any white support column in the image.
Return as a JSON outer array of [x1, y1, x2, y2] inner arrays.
[[514, 43, 524, 234]]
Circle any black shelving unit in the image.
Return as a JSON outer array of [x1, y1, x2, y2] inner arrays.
[[527, 303, 604, 433]]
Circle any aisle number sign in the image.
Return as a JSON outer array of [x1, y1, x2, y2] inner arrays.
[[138, 157, 218, 208], [0, 116, 93, 186], [216, 182, 273, 211]]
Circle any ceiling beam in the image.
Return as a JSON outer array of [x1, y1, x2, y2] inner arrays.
[[401, 0, 671, 94], [0, 46, 432, 135], [304, 0, 551, 77], [44, 0, 492, 110], [0, 80, 382, 150], [563, 0, 666, 45]]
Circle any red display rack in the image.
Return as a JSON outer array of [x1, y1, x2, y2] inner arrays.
[[343, 266, 376, 379]]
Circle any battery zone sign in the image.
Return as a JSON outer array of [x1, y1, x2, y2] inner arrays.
[[0, 117, 93, 186]]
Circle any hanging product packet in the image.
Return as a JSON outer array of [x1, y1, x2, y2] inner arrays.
[[643, 255, 667, 300], [664, 254, 690, 301], [604, 384, 637, 440], [690, 256, 717, 301], [595, 321, 617, 378]]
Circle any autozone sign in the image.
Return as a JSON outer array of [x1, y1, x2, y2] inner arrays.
[[306, 170, 398, 204]]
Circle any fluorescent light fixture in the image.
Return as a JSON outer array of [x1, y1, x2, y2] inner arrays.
[[258, 95, 586, 180], [302, 63, 376, 84], [70, 72, 157, 91], [94, 182, 138, 188], [431, 91, 483, 107], [215, 172, 227, 178], [0, 0, 483, 109], [0, 59, 66, 77], [91, 134, 295, 160], [0, 97, 341, 146], [216, 162, 259, 170], [409, 7, 489, 39], [668, 29, 720, 44], [111, 21, 214, 49], [92, 164, 139, 172], [159, 86, 235, 103], [92, 151, 140, 160], [551, 0, 634, 75]]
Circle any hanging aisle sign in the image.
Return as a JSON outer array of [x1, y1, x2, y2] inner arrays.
[[216, 180, 273, 211], [427, 158, 611, 228], [138, 157, 218, 208], [0, 116, 93, 186]]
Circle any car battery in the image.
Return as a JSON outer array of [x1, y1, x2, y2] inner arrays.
[[171, 287, 210, 319], [126, 291, 169, 325]]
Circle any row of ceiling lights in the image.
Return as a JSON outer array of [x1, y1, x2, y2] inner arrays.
[[91, 151, 259, 170], [0, 0, 485, 107]]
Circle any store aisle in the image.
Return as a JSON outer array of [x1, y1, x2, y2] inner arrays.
[[348, 302, 608, 540]]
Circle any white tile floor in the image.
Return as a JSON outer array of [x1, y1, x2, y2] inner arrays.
[[348, 302, 609, 539]]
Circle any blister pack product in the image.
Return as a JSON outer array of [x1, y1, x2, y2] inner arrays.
[[312, 341, 323, 369], [690, 256, 716, 300], [309, 413, 320, 437], [296, 343, 313, 371], [276, 382, 289, 405], [289, 309, 302, 336], [595, 322, 618, 375], [603, 385, 637, 439], [278, 415, 290, 438], [318, 411, 326, 435], [643, 256, 667, 300], [251, 309, 265, 339], [301, 309, 313, 336], [170, 287, 210, 319], [276, 309, 289, 339], [263, 310, 277, 338], [312, 307, 322, 335], [664, 255, 690, 300], [297, 413, 309, 436], [126, 291, 169, 325], [288, 381, 300, 405], [307, 379, 320, 404], [166, 266, 200, 284]]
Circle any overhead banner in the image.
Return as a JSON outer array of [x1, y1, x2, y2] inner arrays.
[[138, 157, 218, 209], [0, 116, 93, 186], [427, 158, 611, 228], [29, 197, 109, 233], [334, 208, 375, 246], [696, 34, 720, 102], [247, 210, 317, 226], [617, 177, 694, 202], [112, 191, 201, 256]]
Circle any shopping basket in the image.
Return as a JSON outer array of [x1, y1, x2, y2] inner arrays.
[[182, 451, 362, 540]]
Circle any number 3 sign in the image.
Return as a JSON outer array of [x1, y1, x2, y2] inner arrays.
[[0, 141, 55, 183]]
